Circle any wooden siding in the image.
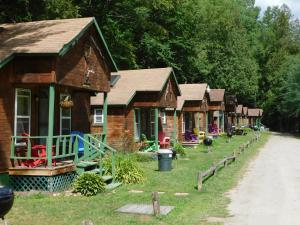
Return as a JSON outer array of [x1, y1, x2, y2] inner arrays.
[[56, 26, 110, 92]]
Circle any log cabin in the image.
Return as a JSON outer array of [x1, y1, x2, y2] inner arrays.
[[208, 89, 225, 135], [0, 17, 117, 190], [224, 95, 238, 130], [234, 104, 243, 127], [242, 106, 248, 127], [90, 68, 181, 151], [248, 108, 263, 128], [176, 84, 209, 144]]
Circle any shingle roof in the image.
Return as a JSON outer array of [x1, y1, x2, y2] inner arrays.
[[236, 105, 243, 114], [91, 67, 179, 106], [209, 89, 225, 102], [0, 17, 117, 70], [177, 84, 208, 110], [248, 108, 262, 117]]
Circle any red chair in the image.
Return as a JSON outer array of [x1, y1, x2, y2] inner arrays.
[[158, 131, 171, 148], [19, 133, 56, 168]]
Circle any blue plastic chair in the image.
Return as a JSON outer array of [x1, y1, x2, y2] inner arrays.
[[70, 131, 84, 154]]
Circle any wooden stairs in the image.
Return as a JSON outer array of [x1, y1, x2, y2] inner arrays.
[[76, 160, 121, 190]]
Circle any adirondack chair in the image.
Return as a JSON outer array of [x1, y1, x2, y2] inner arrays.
[[139, 134, 157, 152], [184, 130, 197, 142], [19, 133, 56, 168], [158, 131, 170, 148], [193, 128, 205, 141], [71, 131, 85, 155]]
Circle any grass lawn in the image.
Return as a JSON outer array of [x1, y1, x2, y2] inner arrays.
[[7, 132, 269, 225]]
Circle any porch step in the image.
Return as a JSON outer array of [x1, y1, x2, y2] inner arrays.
[[105, 182, 122, 190], [84, 168, 104, 174], [76, 161, 98, 168]]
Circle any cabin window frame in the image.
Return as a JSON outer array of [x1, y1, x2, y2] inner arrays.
[[160, 110, 167, 124], [60, 94, 72, 135], [93, 108, 104, 125], [14, 88, 31, 138], [150, 109, 155, 138], [134, 108, 141, 141]]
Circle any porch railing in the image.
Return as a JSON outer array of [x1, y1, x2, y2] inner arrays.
[[10, 133, 116, 180]]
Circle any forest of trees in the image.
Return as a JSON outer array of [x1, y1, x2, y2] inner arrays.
[[1, 0, 300, 132]]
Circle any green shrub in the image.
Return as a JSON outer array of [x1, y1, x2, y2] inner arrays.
[[73, 173, 105, 196], [104, 155, 145, 184], [173, 143, 186, 156]]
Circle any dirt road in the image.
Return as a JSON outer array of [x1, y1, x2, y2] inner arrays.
[[225, 133, 300, 225]]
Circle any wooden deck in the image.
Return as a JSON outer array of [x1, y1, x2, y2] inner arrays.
[[8, 163, 76, 176]]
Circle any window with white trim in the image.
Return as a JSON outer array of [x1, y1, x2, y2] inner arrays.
[[160, 111, 166, 124], [134, 109, 141, 140], [60, 94, 72, 135], [14, 89, 31, 136], [94, 108, 103, 124]]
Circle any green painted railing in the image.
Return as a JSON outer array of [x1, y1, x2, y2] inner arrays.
[[10, 134, 79, 163], [10, 133, 116, 180]]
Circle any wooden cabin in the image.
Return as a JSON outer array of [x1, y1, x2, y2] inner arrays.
[[242, 106, 248, 127], [208, 89, 225, 135], [0, 17, 117, 190], [225, 95, 238, 130], [248, 108, 263, 127], [176, 84, 209, 144], [233, 104, 243, 127], [90, 68, 181, 151]]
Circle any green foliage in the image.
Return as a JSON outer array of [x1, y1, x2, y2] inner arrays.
[[73, 173, 105, 196], [1, 0, 300, 131], [104, 154, 145, 184], [173, 143, 186, 156]]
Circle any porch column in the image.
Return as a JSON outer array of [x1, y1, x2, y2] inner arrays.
[[217, 111, 220, 134], [197, 112, 200, 131], [103, 92, 108, 144], [173, 109, 177, 143], [154, 108, 159, 150], [46, 84, 55, 167], [222, 111, 225, 133], [206, 112, 208, 134]]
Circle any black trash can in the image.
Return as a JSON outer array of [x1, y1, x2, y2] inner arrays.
[[0, 187, 14, 220], [157, 149, 173, 171]]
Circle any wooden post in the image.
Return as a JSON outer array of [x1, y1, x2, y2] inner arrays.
[[47, 84, 55, 167], [233, 151, 236, 161], [103, 92, 108, 144], [197, 172, 203, 192], [154, 108, 159, 150], [173, 109, 177, 144], [152, 192, 160, 216], [212, 163, 217, 176]]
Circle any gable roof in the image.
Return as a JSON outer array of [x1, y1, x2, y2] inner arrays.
[[236, 105, 243, 114], [91, 67, 180, 106], [209, 89, 225, 102], [177, 84, 208, 110], [248, 108, 262, 117], [0, 17, 117, 71]]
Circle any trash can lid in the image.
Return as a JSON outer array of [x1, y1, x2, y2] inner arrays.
[[158, 149, 173, 154]]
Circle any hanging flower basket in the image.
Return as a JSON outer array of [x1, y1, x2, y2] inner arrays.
[[60, 96, 74, 108]]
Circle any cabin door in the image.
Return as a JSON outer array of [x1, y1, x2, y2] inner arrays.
[[38, 88, 49, 143]]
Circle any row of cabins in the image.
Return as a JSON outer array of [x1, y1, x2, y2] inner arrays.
[[0, 17, 263, 190]]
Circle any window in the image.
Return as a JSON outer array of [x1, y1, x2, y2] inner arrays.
[[94, 108, 103, 124], [160, 111, 166, 124], [14, 89, 31, 136], [60, 94, 71, 135], [134, 109, 141, 140]]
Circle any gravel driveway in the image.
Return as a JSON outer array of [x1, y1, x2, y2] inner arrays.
[[225, 133, 300, 225]]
